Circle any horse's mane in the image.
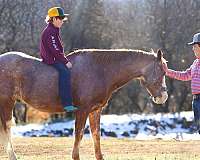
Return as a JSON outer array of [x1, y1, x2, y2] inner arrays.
[[1, 50, 165, 66], [69, 49, 155, 56], [68, 49, 157, 65]]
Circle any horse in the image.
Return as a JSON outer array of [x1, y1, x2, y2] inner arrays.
[[0, 49, 168, 160]]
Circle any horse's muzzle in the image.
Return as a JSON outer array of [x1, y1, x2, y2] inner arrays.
[[152, 91, 168, 104]]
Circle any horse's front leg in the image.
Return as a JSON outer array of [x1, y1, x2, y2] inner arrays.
[[72, 111, 88, 160], [89, 108, 104, 160]]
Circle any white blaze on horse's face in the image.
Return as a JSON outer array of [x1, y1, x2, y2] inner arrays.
[[152, 76, 168, 104]]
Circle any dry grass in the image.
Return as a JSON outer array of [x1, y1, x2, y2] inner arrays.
[[0, 137, 200, 160]]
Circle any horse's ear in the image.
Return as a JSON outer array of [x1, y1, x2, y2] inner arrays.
[[157, 49, 163, 61], [150, 48, 154, 53]]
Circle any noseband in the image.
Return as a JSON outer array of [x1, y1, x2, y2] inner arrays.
[[142, 61, 167, 97], [143, 80, 167, 97]]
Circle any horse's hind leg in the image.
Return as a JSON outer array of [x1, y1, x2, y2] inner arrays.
[[0, 101, 17, 160], [89, 108, 103, 160], [0, 120, 17, 160], [72, 111, 88, 160]]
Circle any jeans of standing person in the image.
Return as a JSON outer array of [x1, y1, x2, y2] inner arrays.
[[192, 97, 200, 130], [52, 62, 72, 107]]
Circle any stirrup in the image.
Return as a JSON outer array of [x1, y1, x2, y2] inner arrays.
[[64, 105, 79, 112]]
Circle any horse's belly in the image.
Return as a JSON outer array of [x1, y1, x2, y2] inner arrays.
[[21, 89, 63, 113], [24, 101, 64, 113]]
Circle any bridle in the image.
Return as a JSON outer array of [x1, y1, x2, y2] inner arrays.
[[142, 61, 167, 97]]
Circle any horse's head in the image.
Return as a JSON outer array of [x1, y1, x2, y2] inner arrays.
[[140, 49, 168, 104]]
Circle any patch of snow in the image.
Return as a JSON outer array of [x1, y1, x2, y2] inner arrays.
[[11, 111, 200, 140]]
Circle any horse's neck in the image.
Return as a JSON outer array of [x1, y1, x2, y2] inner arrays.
[[70, 50, 154, 92], [107, 53, 152, 91]]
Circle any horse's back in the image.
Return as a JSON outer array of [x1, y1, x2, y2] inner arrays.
[[0, 52, 56, 80], [0, 52, 29, 99], [0, 52, 61, 110]]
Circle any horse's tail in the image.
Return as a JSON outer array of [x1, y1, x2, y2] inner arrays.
[[0, 106, 7, 131]]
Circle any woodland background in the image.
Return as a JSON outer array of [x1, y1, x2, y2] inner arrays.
[[1, 0, 200, 122]]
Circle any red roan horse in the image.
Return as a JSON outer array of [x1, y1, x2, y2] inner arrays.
[[0, 49, 168, 160]]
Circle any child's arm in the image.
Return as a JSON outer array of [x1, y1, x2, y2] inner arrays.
[[46, 33, 69, 64], [163, 62, 191, 81]]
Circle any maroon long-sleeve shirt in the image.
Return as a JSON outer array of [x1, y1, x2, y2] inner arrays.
[[40, 23, 69, 64]]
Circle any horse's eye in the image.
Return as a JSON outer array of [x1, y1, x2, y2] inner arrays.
[[140, 79, 146, 86]]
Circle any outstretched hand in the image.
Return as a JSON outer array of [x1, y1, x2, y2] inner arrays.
[[162, 62, 168, 72]]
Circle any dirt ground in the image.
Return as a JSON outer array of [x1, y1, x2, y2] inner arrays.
[[0, 137, 200, 160]]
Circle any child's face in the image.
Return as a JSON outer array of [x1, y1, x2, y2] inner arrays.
[[192, 44, 200, 58], [52, 17, 64, 28]]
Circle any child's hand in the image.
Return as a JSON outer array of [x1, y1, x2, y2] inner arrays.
[[66, 62, 72, 68], [162, 62, 168, 72]]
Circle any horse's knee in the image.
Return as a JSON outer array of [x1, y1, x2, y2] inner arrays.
[[0, 130, 6, 146], [0, 130, 10, 150], [0, 120, 10, 146]]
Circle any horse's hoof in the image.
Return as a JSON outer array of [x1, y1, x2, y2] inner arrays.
[[9, 153, 17, 160], [96, 154, 104, 160], [72, 155, 80, 160]]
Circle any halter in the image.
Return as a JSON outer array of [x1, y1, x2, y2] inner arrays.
[[142, 60, 167, 97]]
